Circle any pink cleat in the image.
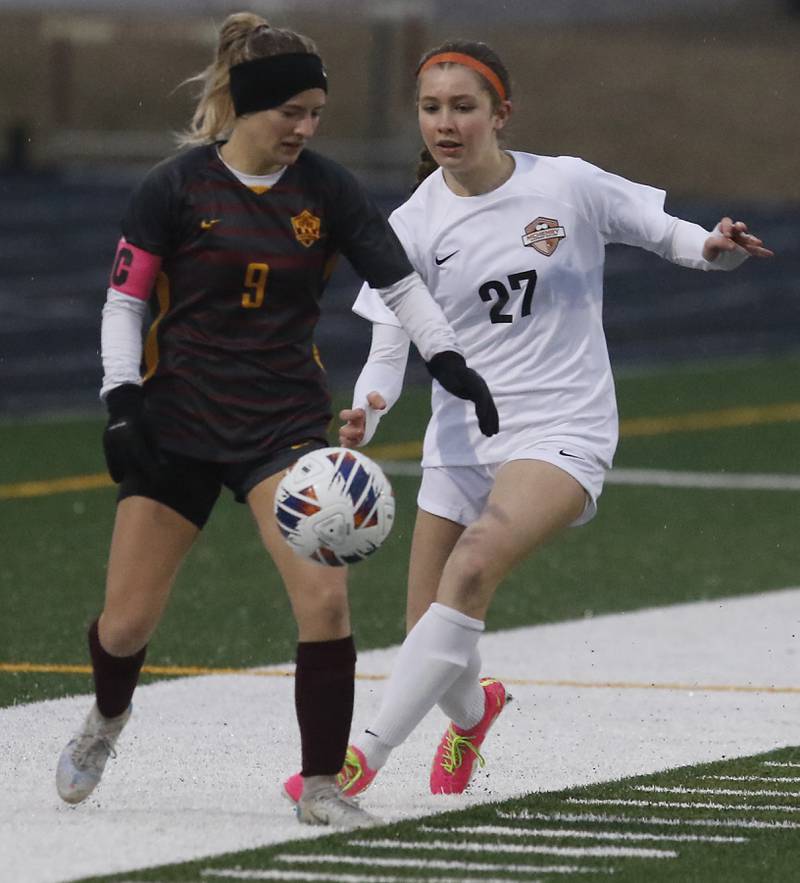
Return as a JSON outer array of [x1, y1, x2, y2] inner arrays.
[[283, 771, 304, 804], [282, 745, 379, 804], [430, 677, 508, 795]]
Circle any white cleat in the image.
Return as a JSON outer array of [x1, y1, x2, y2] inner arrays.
[[56, 703, 131, 804], [296, 781, 382, 829]]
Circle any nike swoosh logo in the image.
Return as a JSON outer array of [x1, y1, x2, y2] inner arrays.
[[559, 449, 584, 460], [435, 250, 459, 266], [200, 219, 220, 230]]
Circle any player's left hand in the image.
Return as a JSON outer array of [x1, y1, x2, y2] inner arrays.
[[426, 351, 499, 437], [703, 217, 774, 262], [339, 391, 386, 448]]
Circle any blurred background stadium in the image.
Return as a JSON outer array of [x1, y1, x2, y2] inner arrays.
[[0, 0, 798, 417], [2, 8, 799, 878]]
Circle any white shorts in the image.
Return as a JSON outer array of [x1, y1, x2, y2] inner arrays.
[[417, 442, 606, 528]]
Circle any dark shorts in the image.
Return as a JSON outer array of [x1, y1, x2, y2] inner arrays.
[[118, 438, 327, 529]]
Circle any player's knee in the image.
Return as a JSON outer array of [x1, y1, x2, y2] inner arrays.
[[296, 579, 350, 632], [446, 529, 496, 605], [98, 612, 154, 657]]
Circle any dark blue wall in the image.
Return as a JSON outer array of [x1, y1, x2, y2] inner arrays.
[[1, 171, 797, 416]]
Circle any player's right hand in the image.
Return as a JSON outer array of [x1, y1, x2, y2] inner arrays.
[[339, 391, 386, 448], [703, 217, 774, 262], [102, 383, 161, 483]]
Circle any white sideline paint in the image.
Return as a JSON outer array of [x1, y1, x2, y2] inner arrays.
[[209, 872, 539, 883], [379, 461, 800, 492], [496, 809, 800, 830], [701, 775, 800, 783], [566, 798, 800, 813], [603, 468, 800, 491], [1, 587, 798, 883], [634, 785, 800, 798], [208, 871, 525, 883], [273, 854, 606, 875], [349, 837, 677, 859], [416, 823, 747, 844]]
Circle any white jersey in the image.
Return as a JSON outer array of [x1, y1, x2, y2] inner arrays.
[[353, 152, 685, 469]]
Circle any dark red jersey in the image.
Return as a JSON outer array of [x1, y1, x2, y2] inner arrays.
[[119, 144, 412, 461]]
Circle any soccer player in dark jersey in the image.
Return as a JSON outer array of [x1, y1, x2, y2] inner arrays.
[[55, 12, 498, 828]]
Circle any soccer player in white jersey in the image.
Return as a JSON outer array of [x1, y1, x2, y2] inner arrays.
[[281, 39, 774, 803]]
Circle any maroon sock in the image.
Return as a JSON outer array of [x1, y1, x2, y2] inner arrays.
[[295, 636, 356, 777], [88, 619, 147, 719]]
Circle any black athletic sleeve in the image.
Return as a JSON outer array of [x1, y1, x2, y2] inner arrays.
[[320, 157, 413, 289]]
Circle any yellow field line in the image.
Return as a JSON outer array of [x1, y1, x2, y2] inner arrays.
[[618, 402, 800, 437], [2, 662, 797, 695], [0, 472, 113, 499], [2, 402, 800, 501]]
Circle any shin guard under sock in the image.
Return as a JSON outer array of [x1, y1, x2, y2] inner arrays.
[[88, 619, 147, 719], [295, 635, 356, 777]]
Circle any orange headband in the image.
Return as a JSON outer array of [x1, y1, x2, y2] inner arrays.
[[418, 52, 507, 101]]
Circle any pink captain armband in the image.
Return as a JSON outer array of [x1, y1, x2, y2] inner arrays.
[[108, 237, 162, 300]]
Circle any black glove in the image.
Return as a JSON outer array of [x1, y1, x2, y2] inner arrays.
[[425, 351, 499, 437], [102, 383, 161, 483]]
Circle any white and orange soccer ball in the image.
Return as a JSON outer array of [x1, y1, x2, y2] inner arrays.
[[274, 447, 395, 566]]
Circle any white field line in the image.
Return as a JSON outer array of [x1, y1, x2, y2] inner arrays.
[[274, 854, 610, 875], [634, 785, 800, 798], [348, 837, 677, 860], [4, 587, 798, 883], [418, 823, 745, 844], [566, 798, 800, 814], [763, 762, 800, 768], [380, 461, 800, 492], [496, 809, 800, 830], [701, 775, 800, 784], [604, 468, 800, 491], [200, 869, 540, 883], [199, 870, 530, 883]]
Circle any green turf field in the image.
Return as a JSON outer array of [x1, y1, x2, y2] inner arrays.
[[2, 354, 799, 708], [2, 353, 799, 882], [82, 745, 800, 883]]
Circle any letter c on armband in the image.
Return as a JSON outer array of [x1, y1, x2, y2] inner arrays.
[[111, 246, 133, 286], [108, 237, 162, 301]]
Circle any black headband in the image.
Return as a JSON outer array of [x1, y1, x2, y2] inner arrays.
[[229, 53, 328, 117]]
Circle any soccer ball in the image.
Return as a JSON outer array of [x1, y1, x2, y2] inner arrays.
[[274, 446, 395, 566]]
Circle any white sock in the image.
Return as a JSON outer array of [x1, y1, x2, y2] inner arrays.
[[436, 646, 486, 730], [354, 603, 484, 768]]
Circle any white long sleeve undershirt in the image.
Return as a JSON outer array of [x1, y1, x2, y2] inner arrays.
[[661, 217, 749, 271], [351, 323, 411, 446], [375, 271, 461, 362], [99, 288, 147, 400]]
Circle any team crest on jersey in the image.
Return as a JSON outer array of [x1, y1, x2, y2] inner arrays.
[[291, 209, 322, 248], [522, 217, 566, 256]]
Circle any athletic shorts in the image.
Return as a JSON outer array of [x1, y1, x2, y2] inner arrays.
[[118, 438, 327, 529], [417, 441, 606, 528]]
